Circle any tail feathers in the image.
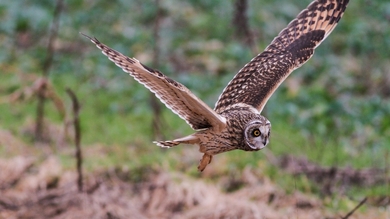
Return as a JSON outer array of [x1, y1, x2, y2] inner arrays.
[[154, 134, 199, 148]]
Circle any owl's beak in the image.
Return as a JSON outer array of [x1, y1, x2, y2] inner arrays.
[[262, 137, 268, 146]]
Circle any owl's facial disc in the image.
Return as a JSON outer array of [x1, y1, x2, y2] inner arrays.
[[244, 120, 271, 150]]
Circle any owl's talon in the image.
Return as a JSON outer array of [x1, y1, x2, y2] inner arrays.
[[208, 155, 213, 164]]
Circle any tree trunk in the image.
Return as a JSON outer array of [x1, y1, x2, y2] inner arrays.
[[35, 0, 63, 142], [232, 0, 258, 54], [150, 0, 164, 140]]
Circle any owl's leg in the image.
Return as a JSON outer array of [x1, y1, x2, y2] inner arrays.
[[154, 134, 199, 148], [198, 153, 213, 172], [154, 140, 181, 147]]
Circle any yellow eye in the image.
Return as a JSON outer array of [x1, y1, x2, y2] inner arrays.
[[252, 129, 261, 137]]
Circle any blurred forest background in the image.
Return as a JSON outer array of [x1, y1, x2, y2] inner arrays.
[[0, 0, 389, 218]]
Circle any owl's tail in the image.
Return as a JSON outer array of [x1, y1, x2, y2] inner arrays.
[[154, 134, 199, 148]]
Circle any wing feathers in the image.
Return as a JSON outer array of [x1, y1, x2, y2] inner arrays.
[[82, 33, 226, 130], [214, 0, 348, 113]]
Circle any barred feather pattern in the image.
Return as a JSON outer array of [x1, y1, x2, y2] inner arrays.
[[81, 33, 226, 131], [214, 0, 349, 113]]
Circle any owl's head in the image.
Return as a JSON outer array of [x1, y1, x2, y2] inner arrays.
[[244, 118, 271, 150]]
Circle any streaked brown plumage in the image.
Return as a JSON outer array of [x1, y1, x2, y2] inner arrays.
[[82, 0, 349, 171]]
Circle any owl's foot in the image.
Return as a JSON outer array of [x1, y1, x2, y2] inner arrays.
[[154, 140, 181, 148], [154, 134, 199, 148], [198, 153, 213, 172]]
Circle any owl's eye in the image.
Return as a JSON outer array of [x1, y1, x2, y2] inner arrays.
[[252, 129, 261, 137]]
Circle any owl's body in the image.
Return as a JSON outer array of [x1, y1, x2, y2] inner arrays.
[[151, 103, 270, 170], [83, 0, 349, 171]]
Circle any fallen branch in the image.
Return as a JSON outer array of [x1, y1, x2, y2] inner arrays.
[[0, 199, 18, 211]]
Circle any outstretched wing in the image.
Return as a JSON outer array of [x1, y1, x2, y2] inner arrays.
[[82, 34, 226, 130], [214, 0, 349, 113]]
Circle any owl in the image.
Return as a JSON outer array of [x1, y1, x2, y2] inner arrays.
[[82, 0, 349, 171]]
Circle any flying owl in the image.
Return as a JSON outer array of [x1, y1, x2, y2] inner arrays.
[[82, 0, 349, 171]]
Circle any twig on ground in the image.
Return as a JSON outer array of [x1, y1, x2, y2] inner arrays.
[[341, 197, 367, 219]]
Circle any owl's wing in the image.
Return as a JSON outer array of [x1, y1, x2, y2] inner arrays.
[[82, 34, 226, 130], [214, 0, 349, 113]]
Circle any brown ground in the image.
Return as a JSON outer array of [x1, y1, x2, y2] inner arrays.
[[0, 126, 388, 219], [0, 155, 388, 219]]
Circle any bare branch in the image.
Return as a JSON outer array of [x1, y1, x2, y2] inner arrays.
[[35, 0, 64, 142], [43, 0, 64, 76], [66, 88, 83, 193]]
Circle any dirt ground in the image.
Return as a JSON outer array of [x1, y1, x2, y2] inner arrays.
[[0, 155, 388, 219]]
